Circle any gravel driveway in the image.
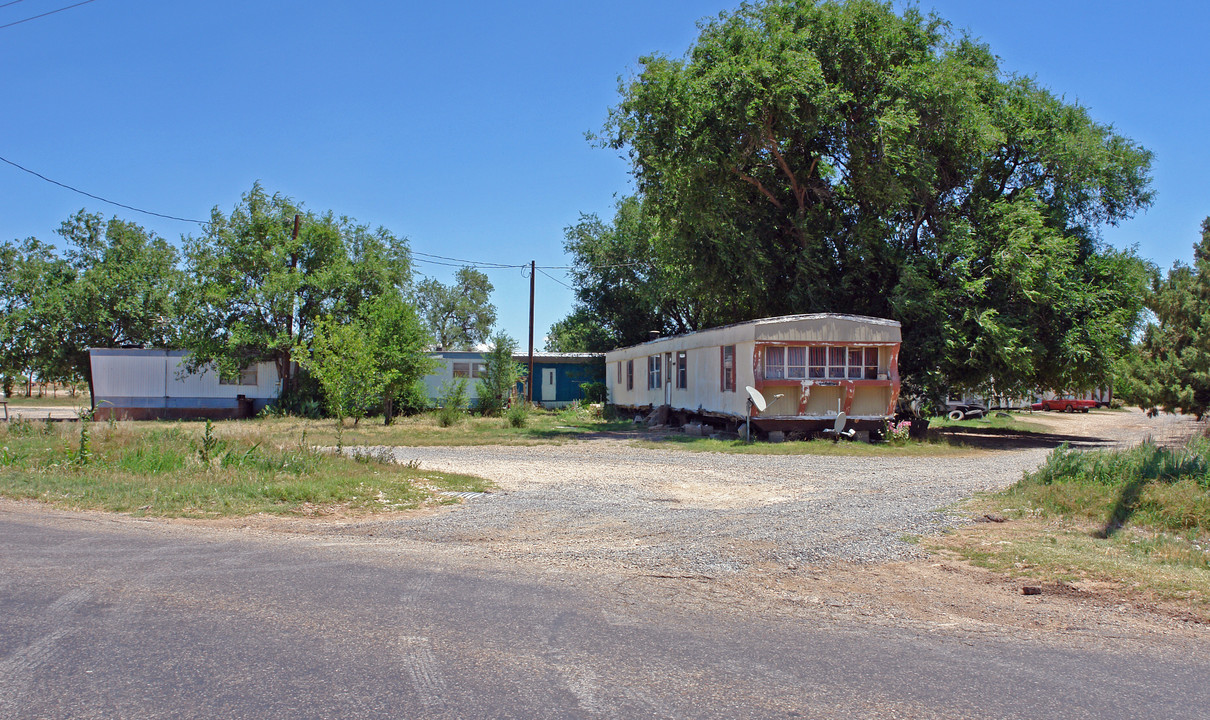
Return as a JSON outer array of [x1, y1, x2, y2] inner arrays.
[[355, 410, 1200, 576]]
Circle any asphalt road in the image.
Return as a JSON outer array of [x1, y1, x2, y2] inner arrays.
[[2, 508, 1207, 720]]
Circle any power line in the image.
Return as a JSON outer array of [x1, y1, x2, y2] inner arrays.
[[539, 267, 575, 290], [0, 1, 31, 10], [0, 0, 100, 31], [410, 256, 522, 271], [537, 260, 651, 270], [411, 250, 525, 269], [0, 153, 209, 225], [1, 150, 653, 272]]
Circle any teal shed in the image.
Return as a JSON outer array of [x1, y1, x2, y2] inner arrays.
[[512, 352, 605, 408]]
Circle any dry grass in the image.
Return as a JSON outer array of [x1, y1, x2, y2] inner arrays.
[[0, 418, 489, 518], [250, 407, 635, 448], [929, 517, 1210, 618], [932, 439, 1210, 618]]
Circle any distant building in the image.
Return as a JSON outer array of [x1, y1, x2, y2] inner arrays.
[[519, 352, 606, 408], [422, 351, 605, 409], [421, 351, 490, 407], [89, 348, 279, 420], [606, 314, 902, 431]]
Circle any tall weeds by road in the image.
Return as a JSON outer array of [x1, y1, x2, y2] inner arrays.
[[0, 419, 487, 517], [1015, 440, 1210, 538]]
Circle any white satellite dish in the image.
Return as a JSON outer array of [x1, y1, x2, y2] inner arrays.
[[745, 385, 767, 412], [743, 386, 768, 443]]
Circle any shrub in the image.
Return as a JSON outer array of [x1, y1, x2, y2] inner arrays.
[[579, 381, 608, 404], [395, 379, 432, 417], [436, 377, 468, 427], [476, 332, 521, 417], [886, 419, 912, 443], [505, 403, 529, 428]]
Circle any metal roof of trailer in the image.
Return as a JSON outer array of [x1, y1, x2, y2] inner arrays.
[[609, 313, 901, 353]]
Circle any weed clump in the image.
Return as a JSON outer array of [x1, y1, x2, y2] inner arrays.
[[1013, 440, 1210, 536], [505, 403, 529, 428]]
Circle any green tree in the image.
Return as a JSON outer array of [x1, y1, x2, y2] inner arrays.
[[298, 316, 386, 427], [545, 308, 613, 353], [587, 0, 1153, 404], [181, 183, 412, 392], [0, 238, 77, 395], [359, 293, 439, 423], [553, 196, 703, 352], [1119, 219, 1210, 418], [56, 210, 183, 395], [414, 267, 496, 350], [476, 331, 521, 416]]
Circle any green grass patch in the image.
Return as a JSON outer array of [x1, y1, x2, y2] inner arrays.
[[2, 393, 91, 408], [931, 439, 1210, 614], [1012, 441, 1210, 536], [0, 420, 489, 518]]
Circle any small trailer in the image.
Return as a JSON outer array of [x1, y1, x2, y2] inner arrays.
[[605, 313, 901, 435]]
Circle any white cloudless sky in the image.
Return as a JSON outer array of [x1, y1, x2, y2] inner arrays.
[[0, 0, 1204, 346]]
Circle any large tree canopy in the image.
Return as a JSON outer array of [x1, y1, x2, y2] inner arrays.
[[0, 212, 183, 395], [1119, 219, 1210, 418], [414, 267, 497, 350], [57, 211, 183, 387], [0, 237, 76, 392], [181, 183, 413, 391], [565, 0, 1152, 404]]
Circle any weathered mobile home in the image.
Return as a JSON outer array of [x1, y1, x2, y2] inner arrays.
[[89, 348, 280, 420], [605, 314, 901, 431], [422, 351, 490, 406]]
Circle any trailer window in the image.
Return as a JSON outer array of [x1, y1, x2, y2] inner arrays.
[[764, 347, 785, 380], [721, 345, 736, 391], [676, 351, 687, 389], [848, 349, 864, 379], [808, 347, 826, 379], [220, 365, 258, 386], [864, 348, 879, 380], [648, 355, 662, 389], [787, 347, 806, 379], [626, 360, 633, 391], [828, 347, 846, 379]]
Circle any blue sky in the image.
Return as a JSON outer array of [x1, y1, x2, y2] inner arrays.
[[1, 0, 1205, 346]]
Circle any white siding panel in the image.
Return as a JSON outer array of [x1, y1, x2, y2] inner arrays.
[[90, 349, 280, 401]]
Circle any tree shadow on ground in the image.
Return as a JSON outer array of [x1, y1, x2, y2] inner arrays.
[[933, 426, 1117, 451], [1095, 474, 1149, 539]]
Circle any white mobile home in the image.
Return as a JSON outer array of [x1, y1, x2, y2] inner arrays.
[[89, 348, 280, 420], [422, 351, 489, 406], [606, 314, 902, 431]]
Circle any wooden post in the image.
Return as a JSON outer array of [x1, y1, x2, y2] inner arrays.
[[527, 260, 535, 403]]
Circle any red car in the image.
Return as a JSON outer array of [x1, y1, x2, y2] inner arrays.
[[1036, 397, 1097, 413]]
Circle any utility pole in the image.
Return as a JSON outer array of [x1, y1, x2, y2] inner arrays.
[[527, 260, 535, 403]]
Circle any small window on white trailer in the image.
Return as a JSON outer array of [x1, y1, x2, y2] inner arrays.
[[648, 355, 662, 389], [808, 347, 826, 379]]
